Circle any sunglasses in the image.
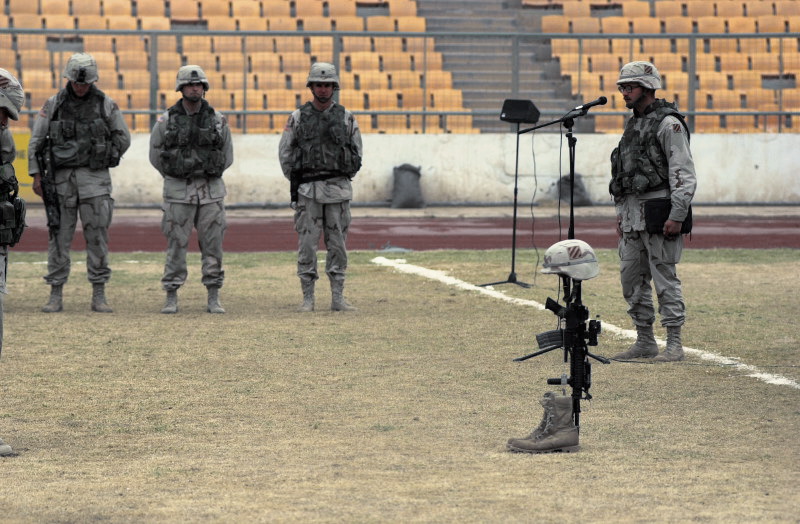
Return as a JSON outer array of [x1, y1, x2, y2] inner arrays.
[[617, 84, 641, 94]]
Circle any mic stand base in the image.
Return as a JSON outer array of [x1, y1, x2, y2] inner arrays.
[[479, 272, 531, 289]]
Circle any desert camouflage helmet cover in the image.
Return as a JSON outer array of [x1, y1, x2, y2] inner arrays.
[[0, 68, 24, 121], [175, 65, 210, 91], [541, 239, 600, 281], [617, 61, 662, 90], [306, 62, 339, 88], [63, 52, 99, 84]]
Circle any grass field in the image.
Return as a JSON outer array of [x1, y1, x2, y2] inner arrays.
[[0, 248, 798, 522]]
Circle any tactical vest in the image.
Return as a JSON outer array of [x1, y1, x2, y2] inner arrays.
[[160, 99, 226, 178], [609, 100, 689, 197], [292, 102, 361, 179], [48, 86, 116, 170]]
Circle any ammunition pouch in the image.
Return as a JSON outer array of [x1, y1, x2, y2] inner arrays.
[[0, 190, 26, 247]]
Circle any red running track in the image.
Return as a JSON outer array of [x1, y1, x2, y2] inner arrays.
[[12, 210, 799, 252]]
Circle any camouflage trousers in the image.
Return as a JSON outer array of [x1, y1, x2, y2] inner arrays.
[[619, 230, 685, 327], [294, 195, 350, 283], [161, 201, 226, 291], [45, 195, 113, 286], [0, 248, 6, 354]]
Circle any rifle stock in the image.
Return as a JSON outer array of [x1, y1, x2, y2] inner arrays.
[[34, 139, 60, 237]]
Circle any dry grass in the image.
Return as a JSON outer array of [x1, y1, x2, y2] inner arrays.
[[0, 248, 798, 523]]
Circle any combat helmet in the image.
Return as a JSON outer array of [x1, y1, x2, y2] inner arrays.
[[175, 65, 210, 91], [63, 53, 99, 84], [306, 62, 339, 89], [0, 69, 24, 121], [616, 61, 661, 90], [541, 239, 599, 281]]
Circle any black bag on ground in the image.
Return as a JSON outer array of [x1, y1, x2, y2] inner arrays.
[[391, 164, 424, 209], [644, 198, 693, 235]]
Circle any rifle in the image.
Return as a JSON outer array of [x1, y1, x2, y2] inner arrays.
[[515, 277, 609, 429], [33, 137, 60, 238]]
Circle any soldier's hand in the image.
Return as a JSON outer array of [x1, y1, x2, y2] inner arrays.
[[663, 219, 682, 239], [32, 173, 43, 197]]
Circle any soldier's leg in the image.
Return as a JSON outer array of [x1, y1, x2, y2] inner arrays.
[[647, 233, 685, 327], [323, 202, 355, 311], [619, 231, 656, 327], [161, 202, 196, 291], [44, 201, 78, 286], [197, 201, 226, 289], [79, 195, 114, 284], [0, 250, 6, 355], [294, 195, 323, 283]]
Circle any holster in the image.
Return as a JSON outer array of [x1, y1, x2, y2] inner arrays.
[[644, 198, 693, 235]]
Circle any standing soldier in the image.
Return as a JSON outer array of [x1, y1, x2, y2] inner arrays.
[[149, 65, 233, 314], [278, 62, 363, 312], [609, 61, 697, 362], [28, 52, 131, 313], [0, 68, 25, 457]]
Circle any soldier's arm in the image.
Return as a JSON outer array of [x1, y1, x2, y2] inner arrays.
[[278, 112, 298, 179], [148, 114, 167, 173], [658, 116, 696, 224], [218, 113, 234, 172], [105, 97, 131, 156], [27, 100, 53, 175]]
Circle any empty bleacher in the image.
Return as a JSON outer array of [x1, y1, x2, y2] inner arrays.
[[4, 0, 475, 134]]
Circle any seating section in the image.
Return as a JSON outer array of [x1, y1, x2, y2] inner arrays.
[[536, 0, 799, 133], [6, 0, 476, 134]]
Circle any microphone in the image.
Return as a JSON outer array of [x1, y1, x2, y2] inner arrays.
[[573, 96, 607, 111]]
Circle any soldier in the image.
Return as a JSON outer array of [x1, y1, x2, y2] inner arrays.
[[609, 61, 697, 362], [0, 68, 25, 457], [149, 65, 233, 314], [28, 52, 131, 313], [278, 62, 363, 312]]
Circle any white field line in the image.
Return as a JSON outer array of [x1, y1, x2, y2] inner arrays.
[[371, 257, 800, 391]]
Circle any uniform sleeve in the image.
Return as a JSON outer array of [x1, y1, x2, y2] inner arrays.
[[105, 96, 131, 157], [278, 111, 298, 179], [27, 98, 54, 175], [218, 112, 234, 172], [0, 128, 14, 165], [658, 115, 697, 222], [149, 113, 168, 173], [347, 110, 363, 162]]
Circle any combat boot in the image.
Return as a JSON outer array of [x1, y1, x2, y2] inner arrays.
[[298, 280, 315, 312], [653, 326, 684, 362], [207, 286, 225, 314], [91, 283, 113, 313], [41, 284, 63, 313], [161, 289, 178, 314], [611, 325, 659, 359], [507, 392, 579, 454], [330, 279, 356, 312], [0, 437, 12, 457]]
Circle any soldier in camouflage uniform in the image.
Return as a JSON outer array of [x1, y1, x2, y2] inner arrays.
[[609, 61, 697, 362], [28, 53, 131, 313], [0, 68, 24, 456], [278, 62, 363, 312], [149, 65, 233, 314]]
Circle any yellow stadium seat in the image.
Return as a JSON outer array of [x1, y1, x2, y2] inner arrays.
[[428, 88, 463, 109], [346, 51, 381, 72], [694, 114, 723, 132], [8, 0, 38, 14], [588, 54, 622, 73], [207, 16, 237, 31], [600, 16, 631, 34], [104, 0, 132, 16], [170, 0, 200, 19], [272, 36, 305, 53], [107, 15, 138, 30], [751, 53, 781, 71], [696, 16, 726, 34], [295, 0, 325, 17], [268, 17, 298, 31], [249, 52, 281, 73], [744, 88, 779, 109], [390, 0, 418, 16], [631, 17, 661, 34], [357, 70, 390, 89], [716, 2, 744, 18], [329, 0, 357, 17], [254, 72, 290, 89], [409, 51, 443, 71], [75, 14, 107, 29], [238, 16, 268, 31], [43, 14, 76, 29], [757, 15, 788, 33], [640, 38, 673, 54], [775, 1, 800, 16], [117, 49, 148, 70], [408, 114, 442, 133], [735, 37, 770, 54], [230, 0, 260, 18], [201, 2, 230, 17], [663, 16, 693, 35], [307, 36, 334, 55], [139, 16, 170, 30], [571, 17, 601, 33], [399, 87, 425, 108], [542, 15, 570, 33], [718, 52, 751, 71], [622, 2, 651, 17], [12, 13, 44, 28], [396, 16, 426, 32], [579, 38, 612, 53], [654, 1, 682, 18], [301, 17, 334, 31], [281, 52, 311, 73], [337, 90, 366, 110], [217, 52, 248, 73], [41, 0, 71, 15], [404, 37, 435, 53], [649, 53, 684, 73], [121, 72, 151, 90], [341, 36, 372, 52], [697, 71, 731, 90], [366, 16, 395, 32], [730, 71, 762, 89], [18, 52, 52, 71], [155, 52, 183, 71], [376, 114, 410, 133], [213, 36, 243, 53], [136, 0, 166, 17], [261, 0, 291, 17], [728, 17, 758, 33], [332, 16, 364, 31], [562, 2, 591, 17], [685, 1, 714, 17], [381, 52, 413, 71], [552, 39, 578, 55], [387, 70, 419, 89], [365, 89, 399, 109], [745, 1, 775, 17]]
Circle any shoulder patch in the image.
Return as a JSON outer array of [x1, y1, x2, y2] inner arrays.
[[672, 123, 683, 133]]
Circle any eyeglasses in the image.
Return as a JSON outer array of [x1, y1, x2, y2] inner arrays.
[[618, 84, 640, 94]]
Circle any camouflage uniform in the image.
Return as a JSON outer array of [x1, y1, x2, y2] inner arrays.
[[149, 98, 233, 295], [278, 101, 362, 289], [613, 102, 697, 328], [28, 57, 131, 295]]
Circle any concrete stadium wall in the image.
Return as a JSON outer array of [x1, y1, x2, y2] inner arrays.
[[113, 133, 800, 207]]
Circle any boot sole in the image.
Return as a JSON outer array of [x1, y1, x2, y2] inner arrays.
[[507, 444, 580, 454]]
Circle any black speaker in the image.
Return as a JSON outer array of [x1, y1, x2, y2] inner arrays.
[[499, 99, 540, 124]]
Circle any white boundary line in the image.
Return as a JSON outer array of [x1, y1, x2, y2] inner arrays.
[[371, 257, 800, 391]]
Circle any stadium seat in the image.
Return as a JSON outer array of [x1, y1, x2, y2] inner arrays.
[[213, 36, 243, 53], [751, 53, 781, 72], [685, 1, 714, 17], [757, 15, 788, 33], [388, 70, 419, 89], [231, 0, 261, 18], [622, 2, 651, 18], [744, 1, 775, 17], [136, 0, 166, 17], [409, 51, 443, 71], [268, 17, 298, 31], [301, 17, 334, 31], [358, 70, 391, 89], [249, 52, 281, 73], [404, 37, 435, 53], [663, 16, 693, 35], [294, 0, 325, 18], [654, 1, 682, 18], [719, 52, 751, 71], [253, 72, 291, 90], [366, 16, 395, 32], [261, 0, 291, 17], [381, 52, 413, 71], [238, 16, 268, 31], [337, 90, 366, 110], [541, 15, 570, 33], [696, 17, 726, 34], [376, 115, 411, 133], [117, 49, 149, 70], [398, 87, 426, 108], [217, 52, 248, 74], [43, 15, 76, 30], [428, 88, 463, 109], [365, 89, 400, 109], [103, 0, 132, 16], [396, 16, 426, 32], [272, 36, 305, 53], [390, 0, 418, 17], [155, 52, 184, 71], [328, 0, 357, 17], [170, 0, 200, 19], [571, 17, 601, 33], [422, 70, 452, 89], [201, 2, 230, 18], [339, 36, 370, 53], [346, 51, 382, 72], [7, 0, 38, 14], [728, 17, 758, 33], [631, 17, 661, 34], [12, 13, 44, 28], [332, 16, 365, 31], [107, 15, 138, 30], [697, 71, 731, 90], [307, 36, 334, 56], [716, 2, 744, 18], [281, 52, 312, 73], [775, 1, 800, 16], [140, 16, 171, 30]]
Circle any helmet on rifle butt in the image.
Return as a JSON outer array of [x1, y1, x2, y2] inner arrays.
[[617, 61, 661, 90], [63, 53, 99, 84], [541, 239, 599, 281], [175, 65, 210, 91], [0, 68, 23, 121], [306, 62, 339, 89]]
